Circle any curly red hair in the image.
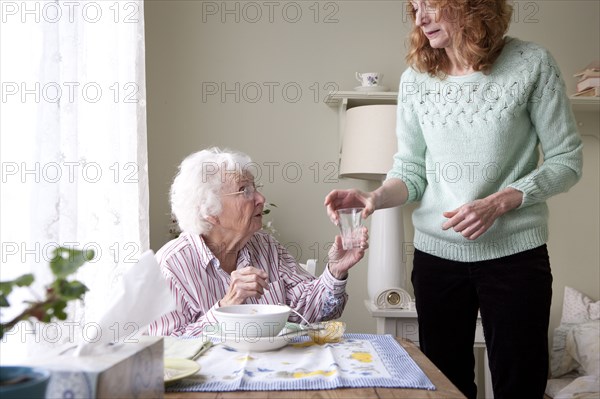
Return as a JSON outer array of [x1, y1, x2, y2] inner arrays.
[[405, 0, 513, 77]]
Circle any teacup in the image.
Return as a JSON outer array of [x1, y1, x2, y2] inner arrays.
[[356, 72, 383, 87]]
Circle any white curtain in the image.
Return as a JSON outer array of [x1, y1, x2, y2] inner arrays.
[[0, 0, 148, 354]]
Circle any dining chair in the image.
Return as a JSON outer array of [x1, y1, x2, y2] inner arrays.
[[299, 259, 317, 276]]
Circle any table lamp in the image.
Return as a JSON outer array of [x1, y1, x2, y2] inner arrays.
[[339, 104, 408, 309]]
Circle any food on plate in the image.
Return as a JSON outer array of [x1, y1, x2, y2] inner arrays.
[[308, 321, 346, 345]]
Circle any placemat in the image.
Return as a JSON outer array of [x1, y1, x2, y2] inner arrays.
[[166, 334, 435, 392]]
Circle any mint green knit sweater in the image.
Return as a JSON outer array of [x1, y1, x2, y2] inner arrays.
[[387, 37, 583, 262]]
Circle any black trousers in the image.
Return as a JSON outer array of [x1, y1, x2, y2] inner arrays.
[[411, 245, 552, 399]]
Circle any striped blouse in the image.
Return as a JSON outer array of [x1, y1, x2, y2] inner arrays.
[[148, 231, 349, 337]]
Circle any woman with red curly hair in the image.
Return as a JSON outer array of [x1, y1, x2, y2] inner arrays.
[[325, 1, 583, 397]]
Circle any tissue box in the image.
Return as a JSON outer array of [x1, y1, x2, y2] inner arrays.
[[28, 337, 164, 399]]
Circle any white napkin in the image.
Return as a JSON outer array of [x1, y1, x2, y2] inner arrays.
[[74, 250, 176, 356], [163, 336, 213, 360]]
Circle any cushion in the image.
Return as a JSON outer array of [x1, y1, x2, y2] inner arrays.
[[546, 377, 576, 398], [566, 320, 600, 377], [551, 323, 581, 377], [554, 375, 600, 399], [561, 286, 600, 324], [550, 287, 600, 378]]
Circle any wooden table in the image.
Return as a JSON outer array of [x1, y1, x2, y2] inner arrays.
[[165, 338, 466, 399], [364, 301, 492, 398]]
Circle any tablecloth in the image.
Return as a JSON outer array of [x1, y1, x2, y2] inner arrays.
[[166, 334, 436, 392]]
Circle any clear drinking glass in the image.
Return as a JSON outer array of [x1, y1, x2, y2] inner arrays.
[[336, 207, 364, 250]]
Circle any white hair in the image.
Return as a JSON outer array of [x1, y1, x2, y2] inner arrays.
[[170, 147, 254, 235]]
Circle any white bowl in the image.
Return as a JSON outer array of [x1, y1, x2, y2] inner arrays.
[[212, 304, 291, 338]]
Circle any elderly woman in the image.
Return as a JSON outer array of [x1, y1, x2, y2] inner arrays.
[[325, 1, 582, 398], [149, 147, 368, 337]]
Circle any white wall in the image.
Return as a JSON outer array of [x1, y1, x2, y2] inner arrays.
[[145, 1, 600, 337]]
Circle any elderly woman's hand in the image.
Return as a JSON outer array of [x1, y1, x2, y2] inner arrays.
[[220, 266, 269, 307], [326, 227, 369, 280]]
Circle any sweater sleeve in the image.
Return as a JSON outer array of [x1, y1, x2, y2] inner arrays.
[[508, 48, 583, 208], [386, 68, 428, 203]]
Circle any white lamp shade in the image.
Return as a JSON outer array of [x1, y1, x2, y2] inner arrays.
[[339, 105, 397, 180]]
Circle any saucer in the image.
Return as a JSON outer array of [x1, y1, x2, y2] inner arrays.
[[354, 85, 389, 92], [205, 327, 308, 352]]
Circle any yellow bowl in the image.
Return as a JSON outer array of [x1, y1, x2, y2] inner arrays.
[[307, 321, 346, 345]]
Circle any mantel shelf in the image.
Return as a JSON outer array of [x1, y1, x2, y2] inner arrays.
[[325, 91, 398, 108], [569, 96, 600, 113], [325, 91, 599, 113]]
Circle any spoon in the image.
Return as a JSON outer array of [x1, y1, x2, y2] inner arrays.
[[278, 303, 312, 327]]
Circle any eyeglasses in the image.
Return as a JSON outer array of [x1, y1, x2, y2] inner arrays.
[[221, 184, 263, 200]]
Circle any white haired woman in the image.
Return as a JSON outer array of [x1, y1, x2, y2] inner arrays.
[[149, 147, 368, 337]]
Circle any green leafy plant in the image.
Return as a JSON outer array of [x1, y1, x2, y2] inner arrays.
[[261, 202, 277, 216], [0, 247, 93, 339], [262, 203, 278, 235]]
